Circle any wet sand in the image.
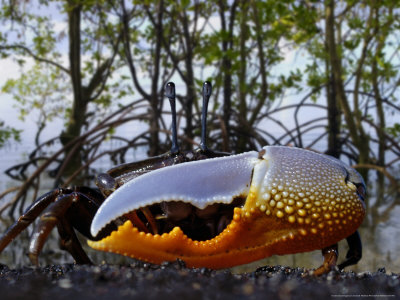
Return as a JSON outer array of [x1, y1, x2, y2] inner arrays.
[[0, 261, 398, 299]]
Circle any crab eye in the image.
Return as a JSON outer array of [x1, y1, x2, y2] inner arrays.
[[96, 173, 116, 196], [355, 183, 366, 201], [344, 170, 350, 184], [343, 169, 365, 201]]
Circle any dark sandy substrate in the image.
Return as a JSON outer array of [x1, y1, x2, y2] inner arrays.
[[0, 261, 399, 300]]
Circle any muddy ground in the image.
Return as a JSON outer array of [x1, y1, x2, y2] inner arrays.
[[0, 261, 399, 299]]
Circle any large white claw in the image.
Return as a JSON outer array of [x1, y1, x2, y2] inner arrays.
[[90, 151, 259, 237]]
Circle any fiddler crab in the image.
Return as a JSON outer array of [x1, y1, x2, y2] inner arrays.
[[0, 82, 366, 275]]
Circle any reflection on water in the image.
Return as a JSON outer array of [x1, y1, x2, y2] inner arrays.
[[0, 146, 399, 273]]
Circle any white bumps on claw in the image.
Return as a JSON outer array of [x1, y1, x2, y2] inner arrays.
[[254, 146, 365, 235]]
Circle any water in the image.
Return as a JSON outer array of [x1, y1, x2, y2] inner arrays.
[[0, 143, 399, 274]]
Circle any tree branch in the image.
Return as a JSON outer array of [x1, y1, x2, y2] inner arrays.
[[0, 44, 70, 74], [120, 0, 150, 100]]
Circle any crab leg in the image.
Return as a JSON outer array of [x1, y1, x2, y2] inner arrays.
[[124, 210, 149, 233], [313, 244, 339, 275], [28, 190, 105, 265], [0, 189, 63, 252], [338, 230, 362, 270], [57, 217, 92, 265], [140, 207, 158, 234], [28, 193, 80, 265]]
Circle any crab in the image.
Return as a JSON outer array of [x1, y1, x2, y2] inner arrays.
[[0, 82, 366, 275]]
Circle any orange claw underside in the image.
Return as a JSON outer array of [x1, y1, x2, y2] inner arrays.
[[88, 206, 363, 269]]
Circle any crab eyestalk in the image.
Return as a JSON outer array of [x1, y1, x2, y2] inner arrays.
[[200, 81, 212, 152], [165, 82, 179, 154]]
